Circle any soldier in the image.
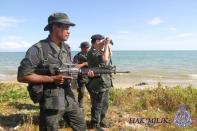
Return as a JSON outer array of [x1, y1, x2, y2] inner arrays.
[[73, 41, 90, 108], [17, 12, 89, 131], [87, 34, 113, 130]]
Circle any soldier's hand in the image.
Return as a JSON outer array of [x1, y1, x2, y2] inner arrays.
[[87, 70, 94, 77], [51, 74, 73, 85], [103, 37, 111, 46], [75, 62, 88, 69], [83, 62, 88, 66]]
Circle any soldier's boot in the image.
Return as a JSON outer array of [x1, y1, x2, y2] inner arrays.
[[59, 118, 66, 128], [100, 120, 112, 128], [89, 122, 104, 131], [46, 126, 58, 131]]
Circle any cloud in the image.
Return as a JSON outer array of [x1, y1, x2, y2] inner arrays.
[[147, 17, 163, 25], [177, 33, 193, 38], [0, 36, 31, 51], [0, 16, 25, 30]]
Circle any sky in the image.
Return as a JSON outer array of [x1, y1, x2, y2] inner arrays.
[[0, 0, 197, 52]]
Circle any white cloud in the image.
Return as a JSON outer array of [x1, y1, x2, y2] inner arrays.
[[177, 33, 193, 38], [147, 17, 163, 25], [0, 37, 31, 51], [0, 16, 25, 30]]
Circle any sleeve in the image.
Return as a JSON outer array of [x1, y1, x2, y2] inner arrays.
[[17, 46, 40, 78], [73, 54, 79, 64]]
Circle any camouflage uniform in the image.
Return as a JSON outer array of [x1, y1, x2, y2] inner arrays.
[[87, 47, 112, 127], [17, 13, 86, 131], [73, 51, 89, 108]]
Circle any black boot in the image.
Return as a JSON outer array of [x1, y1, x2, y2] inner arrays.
[[88, 121, 104, 131], [100, 120, 112, 128]]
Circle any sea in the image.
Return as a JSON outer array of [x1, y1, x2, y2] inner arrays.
[[0, 51, 197, 86]]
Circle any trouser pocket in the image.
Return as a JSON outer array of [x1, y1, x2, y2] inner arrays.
[[43, 88, 65, 110]]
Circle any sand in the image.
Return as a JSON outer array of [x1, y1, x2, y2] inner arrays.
[[1, 74, 197, 89]]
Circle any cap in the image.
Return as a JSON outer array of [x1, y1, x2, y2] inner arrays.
[[91, 34, 105, 40], [79, 41, 90, 48], [44, 12, 75, 31]]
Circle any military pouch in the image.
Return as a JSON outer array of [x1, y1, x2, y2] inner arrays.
[[101, 74, 112, 88], [27, 84, 43, 104], [43, 88, 66, 110]]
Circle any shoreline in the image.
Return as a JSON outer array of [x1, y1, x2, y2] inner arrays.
[[1, 74, 197, 89], [113, 75, 197, 88]]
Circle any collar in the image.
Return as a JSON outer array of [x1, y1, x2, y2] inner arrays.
[[48, 36, 66, 53]]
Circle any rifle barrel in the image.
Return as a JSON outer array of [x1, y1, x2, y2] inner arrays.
[[115, 71, 131, 73]]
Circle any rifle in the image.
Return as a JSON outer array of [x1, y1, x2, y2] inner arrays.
[[54, 65, 130, 79]]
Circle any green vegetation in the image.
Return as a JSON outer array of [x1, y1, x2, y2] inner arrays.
[[110, 83, 197, 114], [109, 83, 197, 130], [0, 82, 28, 102], [0, 82, 197, 130]]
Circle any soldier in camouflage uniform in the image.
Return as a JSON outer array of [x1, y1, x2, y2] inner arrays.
[[17, 12, 87, 131], [73, 42, 90, 108], [87, 34, 113, 130]]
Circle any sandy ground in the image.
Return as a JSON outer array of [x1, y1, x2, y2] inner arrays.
[[1, 74, 197, 88], [112, 74, 197, 88]]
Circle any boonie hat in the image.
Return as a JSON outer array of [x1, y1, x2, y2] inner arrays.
[[79, 41, 90, 48], [91, 34, 105, 40], [44, 12, 75, 31]]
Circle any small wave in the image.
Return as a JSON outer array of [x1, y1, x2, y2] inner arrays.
[[189, 74, 197, 79], [0, 74, 6, 77], [0, 74, 17, 81]]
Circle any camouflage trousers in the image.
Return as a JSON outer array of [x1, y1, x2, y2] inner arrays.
[[77, 82, 85, 108], [77, 80, 89, 108], [39, 96, 86, 131], [90, 90, 109, 125]]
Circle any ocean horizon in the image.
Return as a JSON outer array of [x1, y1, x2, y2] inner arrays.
[[0, 51, 197, 85]]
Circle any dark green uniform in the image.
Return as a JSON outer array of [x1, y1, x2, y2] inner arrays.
[[18, 37, 86, 131], [73, 52, 89, 108], [87, 47, 112, 127]]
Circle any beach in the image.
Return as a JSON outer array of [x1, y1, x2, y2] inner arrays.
[[1, 74, 197, 89]]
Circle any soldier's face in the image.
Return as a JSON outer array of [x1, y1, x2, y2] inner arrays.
[[81, 47, 90, 53], [55, 24, 70, 41], [93, 39, 104, 50], [97, 40, 105, 49]]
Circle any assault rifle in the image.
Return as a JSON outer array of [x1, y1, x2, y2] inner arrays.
[[54, 65, 130, 79], [30, 65, 130, 103]]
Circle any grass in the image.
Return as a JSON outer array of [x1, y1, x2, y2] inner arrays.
[[110, 84, 197, 113], [108, 83, 197, 130], [0, 82, 29, 102], [0, 82, 197, 130]]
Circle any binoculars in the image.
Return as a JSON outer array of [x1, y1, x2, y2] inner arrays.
[[100, 39, 114, 45]]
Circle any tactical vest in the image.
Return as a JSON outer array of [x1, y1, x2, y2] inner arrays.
[[74, 52, 89, 83], [87, 48, 113, 92], [28, 38, 74, 110], [74, 52, 88, 64]]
